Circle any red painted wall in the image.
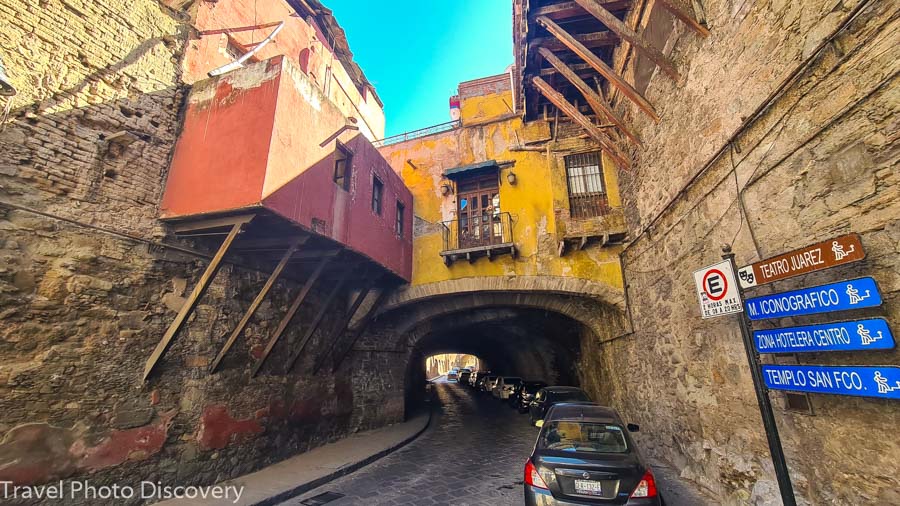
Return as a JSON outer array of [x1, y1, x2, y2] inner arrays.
[[160, 58, 281, 218], [161, 56, 412, 280], [264, 133, 413, 280]]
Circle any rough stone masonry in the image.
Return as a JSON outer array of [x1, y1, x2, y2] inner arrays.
[[0, 0, 402, 501], [609, 0, 900, 504]]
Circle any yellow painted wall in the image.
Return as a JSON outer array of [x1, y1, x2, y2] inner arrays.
[[380, 88, 625, 291]]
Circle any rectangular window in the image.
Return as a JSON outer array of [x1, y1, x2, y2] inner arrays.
[[372, 175, 384, 215], [396, 201, 405, 237], [565, 151, 608, 219], [333, 143, 352, 191]]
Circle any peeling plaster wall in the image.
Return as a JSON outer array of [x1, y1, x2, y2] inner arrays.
[[0, 0, 400, 497], [378, 86, 626, 295], [183, 0, 385, 140], [606, 1, 900, 504]]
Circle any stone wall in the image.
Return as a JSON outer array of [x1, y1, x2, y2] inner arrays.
[[0, 0, 397, 499], [601, 0, 899, 504]]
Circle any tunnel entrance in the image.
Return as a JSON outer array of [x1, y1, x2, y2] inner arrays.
[[424, 353, 482, 380], [395, 302, 607, 417]]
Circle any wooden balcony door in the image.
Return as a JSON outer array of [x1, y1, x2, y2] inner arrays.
[[457, 175, 501, 249]]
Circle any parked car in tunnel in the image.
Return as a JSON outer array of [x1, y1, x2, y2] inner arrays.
[[470, 371, 490, 388], [524, 404, 660, 505], [458, 368, 472, 384], [480, 375, 499, 393], [493, 376, 523, 399], [529, 387, 592, 426], [511, 381, 548, 412]]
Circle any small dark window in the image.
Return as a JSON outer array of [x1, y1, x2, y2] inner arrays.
[[372, 175, 384, 215], [396, 201, 405, 237], [333, 143, 352, 191], [565, 151, 608, 219]]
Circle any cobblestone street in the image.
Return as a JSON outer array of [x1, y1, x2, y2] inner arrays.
[[285, 382, 711, 505]]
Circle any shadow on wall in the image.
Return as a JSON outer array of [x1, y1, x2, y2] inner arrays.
[[0, 78, 387, 497]]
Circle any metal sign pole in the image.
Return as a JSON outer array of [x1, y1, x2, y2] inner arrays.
[[723, 249, 797, 506]]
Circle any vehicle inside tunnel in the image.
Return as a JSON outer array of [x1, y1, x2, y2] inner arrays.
[[402, 306, 588, 414]]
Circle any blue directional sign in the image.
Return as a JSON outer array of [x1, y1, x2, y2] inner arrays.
[[745, 277, 882, 321], [754, 318, 895, 354], [762, 365, 900, 400]]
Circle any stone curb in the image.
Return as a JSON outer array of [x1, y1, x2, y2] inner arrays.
[[250, 411, 433, 506]]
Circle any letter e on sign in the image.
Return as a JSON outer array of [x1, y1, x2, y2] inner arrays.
[[693, 260, 743, 319]]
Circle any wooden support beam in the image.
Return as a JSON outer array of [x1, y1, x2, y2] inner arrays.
[[536, 15, 659, 122], [231, 236, 310, 250], [208, 236, 307, 374], [532, 76, 631, 170], [538, 47, 642, 146], [311, 283, 377, 374], [251, 255, 331, 377], [329, 290, 391, 373], [573, 0, 681, 81], [143, 217, 252, 381], [170, 214, 255, 233], [530, 0, 630, 20], [657, 0, 710, 37], [283, 269, 353, 373], [285, 249, 342, 261], [540, 62, 594, 76], [532, 31, 618, 51]]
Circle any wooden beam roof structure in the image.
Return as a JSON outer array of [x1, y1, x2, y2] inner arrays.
[[537, 15, 659, 121], [515, 0, 711, 169], [532, 76, 631, 170], [537, 47, 641, 146]]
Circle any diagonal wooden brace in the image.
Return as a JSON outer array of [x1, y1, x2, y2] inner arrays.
[[573, 0, 681, 81], [251, 255, 331, 377], [208, 235, 307, 374], [329, 289, 391, 373], [312, 281, 377, 374], [142, 215, 253, 382], [283, 268, 353, 373], [532, 76, 632, 170], [537, 47, 642, 146], [536, 15, 659, 122], [657, 0, 710, 37]]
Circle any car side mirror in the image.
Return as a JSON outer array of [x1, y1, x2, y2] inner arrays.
[[627, 423, 640, 432], [535, 420, 544, 428]]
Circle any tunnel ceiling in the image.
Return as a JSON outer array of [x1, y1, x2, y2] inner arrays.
[[413, 307, 584, 383]]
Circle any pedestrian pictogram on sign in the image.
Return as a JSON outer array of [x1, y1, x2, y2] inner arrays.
[[693, 260, 743, 319]]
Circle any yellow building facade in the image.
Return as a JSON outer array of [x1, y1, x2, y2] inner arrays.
[[378, 72, 626, 297]]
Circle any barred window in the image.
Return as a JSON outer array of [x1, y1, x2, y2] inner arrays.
[[565, 152, 608, 219]]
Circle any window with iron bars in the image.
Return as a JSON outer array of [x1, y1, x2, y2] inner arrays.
[[565, 152, 608, 219]]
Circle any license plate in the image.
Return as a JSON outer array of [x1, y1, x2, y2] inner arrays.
[[574, 479, 602, 495]]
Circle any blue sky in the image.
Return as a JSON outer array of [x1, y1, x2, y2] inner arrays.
[[326, 1, 513, 138]]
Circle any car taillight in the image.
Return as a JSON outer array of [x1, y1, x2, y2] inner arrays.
[[524, 460, 548, 490], [630, 470, 658, 498]]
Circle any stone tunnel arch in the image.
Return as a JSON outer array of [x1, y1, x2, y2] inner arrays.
[[352, 283, 627, 419]]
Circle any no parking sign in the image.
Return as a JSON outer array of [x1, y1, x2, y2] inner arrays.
[[693, 260, 743, 319]]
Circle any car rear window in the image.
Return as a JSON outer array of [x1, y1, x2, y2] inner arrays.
[[538, 422, 629, 453], [553, 391, 590, 402]]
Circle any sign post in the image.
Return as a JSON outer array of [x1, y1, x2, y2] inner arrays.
[[723, 248, 797, 506]]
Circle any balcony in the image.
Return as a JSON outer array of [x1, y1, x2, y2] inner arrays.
[[440, 212, 516, 265]]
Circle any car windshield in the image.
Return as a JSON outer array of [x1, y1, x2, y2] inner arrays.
[[538, 422, 629, 453], [525, 383, 545, 392], [551, 391, 590, 402]]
